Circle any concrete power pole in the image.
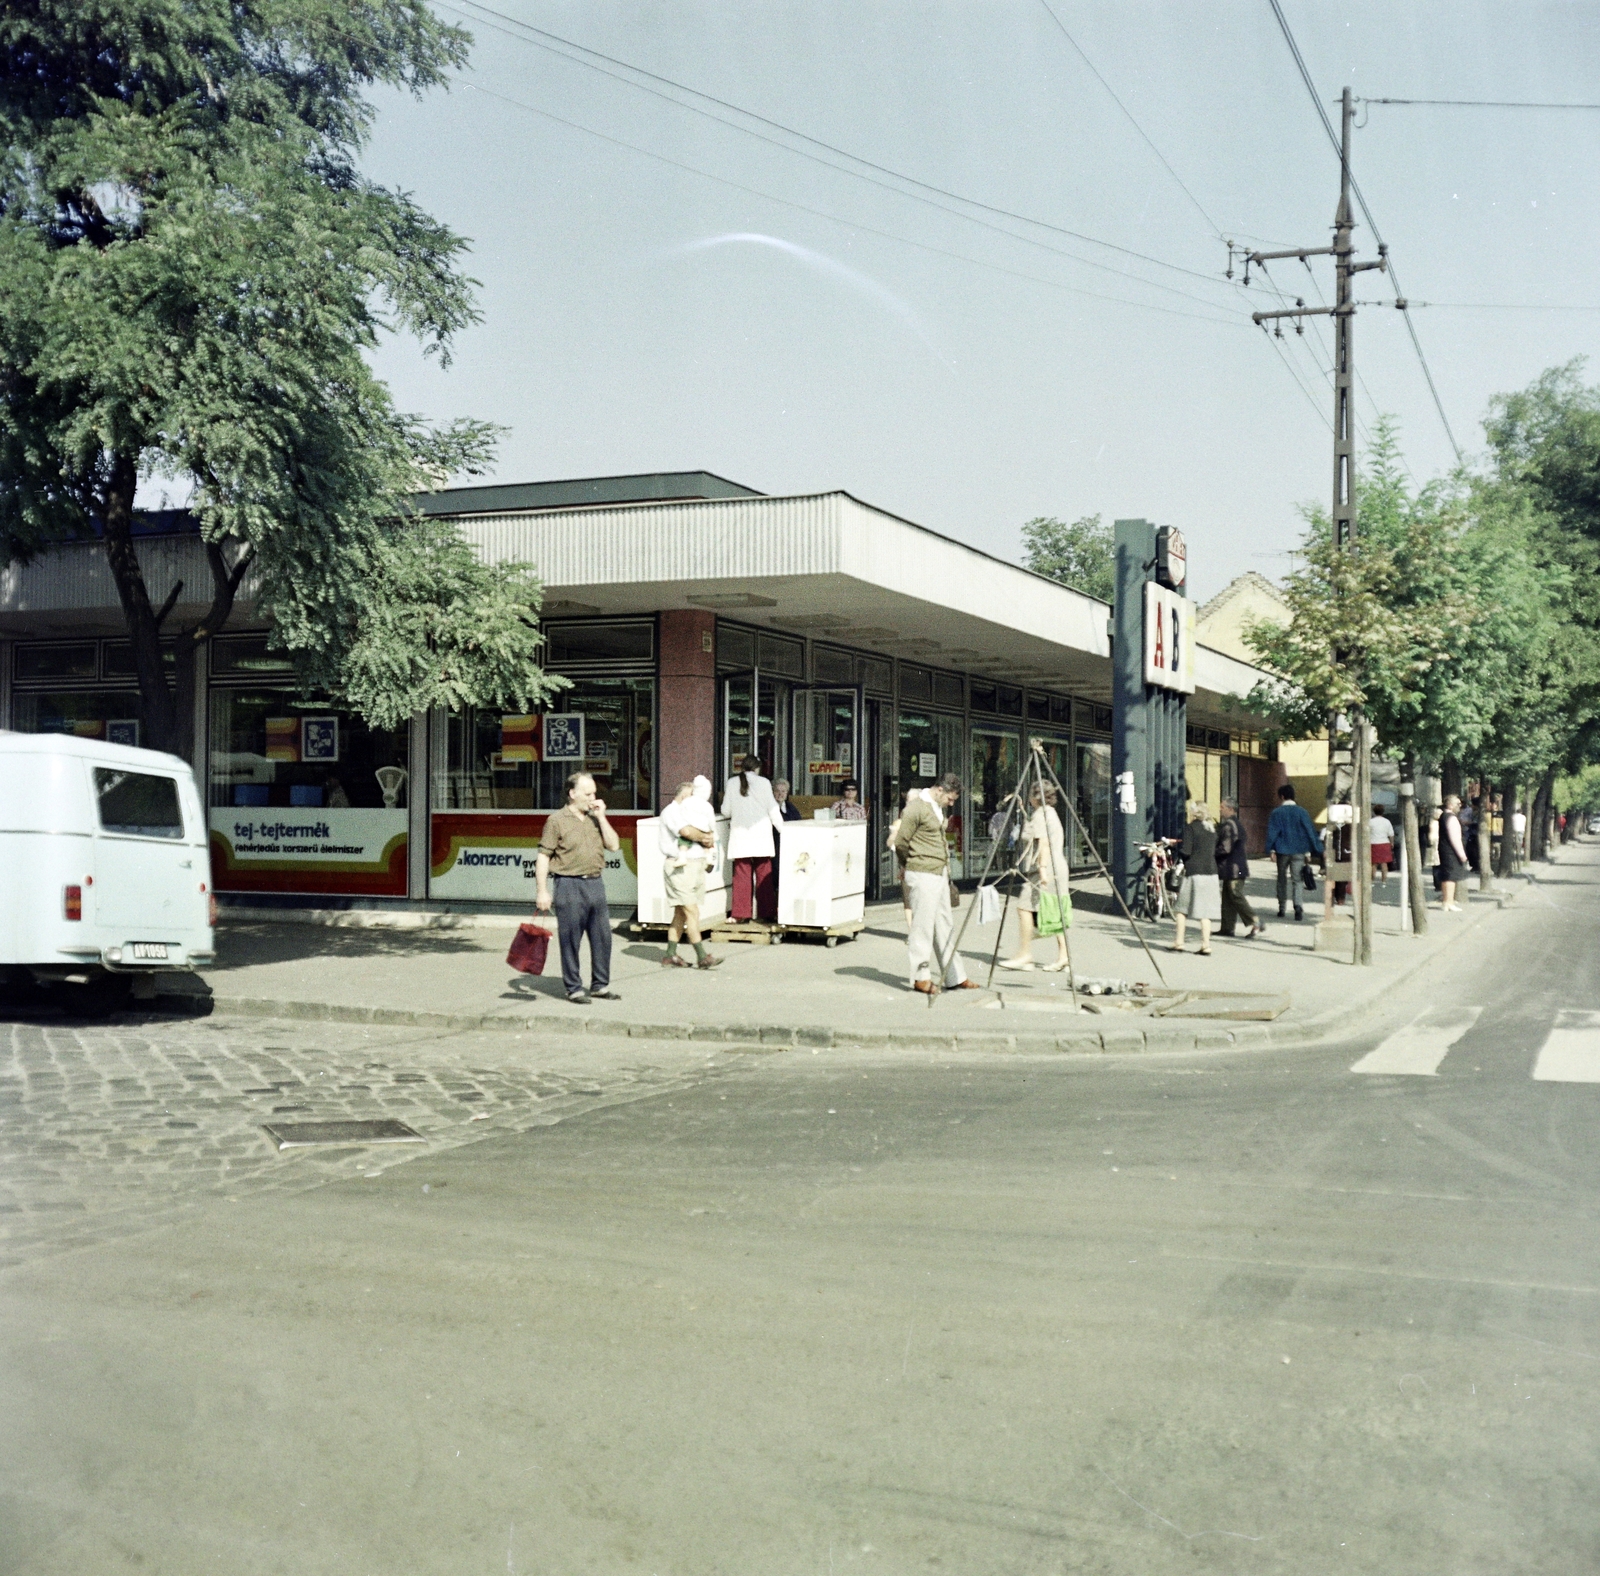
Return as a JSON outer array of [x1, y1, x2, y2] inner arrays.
[[1244, 86, 1388, 966]]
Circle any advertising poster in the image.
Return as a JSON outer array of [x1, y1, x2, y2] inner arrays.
[[209, 808, 408, 896], [429, 812, 640, 905]]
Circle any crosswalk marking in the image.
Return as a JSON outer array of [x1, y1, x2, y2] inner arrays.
[[1351, 1006, 1483, 1076], [1532, 1010, 1600, 1083]]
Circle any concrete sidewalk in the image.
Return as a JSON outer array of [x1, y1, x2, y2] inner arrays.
[[196, 851, 1559, 1054]]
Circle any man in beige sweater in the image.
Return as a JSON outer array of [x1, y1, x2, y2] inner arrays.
[[893, 773, 977, 995]]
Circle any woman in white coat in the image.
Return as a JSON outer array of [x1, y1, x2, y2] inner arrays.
[[722, 754, 784, 921]]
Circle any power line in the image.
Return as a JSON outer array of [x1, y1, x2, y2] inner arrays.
[[1033, 0, 1226, 238], [1264, 0, 1465, 463], [448, 0, 1238, 300], [1406, 300, 1600, 312], [1364, 97, 1600, 111], [457, 81, 1245, 328]]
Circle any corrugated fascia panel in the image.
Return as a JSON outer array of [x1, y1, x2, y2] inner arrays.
[[0, 536, 214, 613], [454, 492, 845, 587]]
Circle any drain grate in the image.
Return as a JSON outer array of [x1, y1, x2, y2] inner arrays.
[[262, 1118, 426, 1151]]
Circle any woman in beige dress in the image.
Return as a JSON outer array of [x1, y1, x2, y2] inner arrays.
[[999, 783, 1070, 971]]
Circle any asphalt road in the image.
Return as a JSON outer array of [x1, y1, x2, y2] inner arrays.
[[4, 850, 1600, 1574]]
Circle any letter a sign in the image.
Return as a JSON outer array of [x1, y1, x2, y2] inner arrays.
[[1143, 582, 1196, 694]]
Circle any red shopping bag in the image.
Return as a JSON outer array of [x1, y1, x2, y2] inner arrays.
[[506, 922, 553, 975]]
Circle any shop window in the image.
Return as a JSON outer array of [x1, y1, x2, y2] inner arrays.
[[898, 711, 966, 874], [900, 664, 933, 704], [995, 683, 1023, 717], [212, 634, 295, 677], [758, 632, 804, 678], [1073, 741, 1112, 864], [813, 645, 854, 686], [857, 655, 893, 694], [934, 671, 965, 711], [434, 678, 654, 812], [544, 621, 653, 666], [102, 640, 176, 680], [1026, 691, 1049, 722], [1085, 704, 1112, 735], [11, 692, 143, 745], [972, 681, 999, 715], [969, 728, 1020, 865], [717, 624, 755, 671], [1049, 696, 1072, 728], [15, 643, 98, 683], [209, 690, 408, 810]]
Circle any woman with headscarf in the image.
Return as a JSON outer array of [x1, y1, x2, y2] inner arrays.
[[1174, 800, 1222, 955], [721, 755, 784, 922], [999, 781, 1070, 972]]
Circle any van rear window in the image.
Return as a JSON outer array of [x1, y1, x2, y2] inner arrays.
[[94, 768, 185, 839]]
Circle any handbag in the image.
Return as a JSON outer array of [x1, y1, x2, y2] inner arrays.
[[1301, 862, 1317, 892], [506, 921, 554, 975], [1037, 889, 1069, 937], [948, 880, 961, 908]]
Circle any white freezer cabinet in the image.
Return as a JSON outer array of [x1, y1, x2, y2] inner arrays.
[[777, 820, 867, 929], [634, 815, 730, 925]]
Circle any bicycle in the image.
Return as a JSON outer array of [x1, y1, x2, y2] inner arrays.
[[1132, 839, 1183, 922]]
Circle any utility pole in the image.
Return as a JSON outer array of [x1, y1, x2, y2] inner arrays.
[[1240, 86, 1388, 966]]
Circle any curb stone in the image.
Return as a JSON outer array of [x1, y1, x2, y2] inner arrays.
[[204, 878, 1527, 1056]]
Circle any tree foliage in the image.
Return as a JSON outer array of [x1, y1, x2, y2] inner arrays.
[[1021, 513, 1115, 602], [0, 0, 561, 749]]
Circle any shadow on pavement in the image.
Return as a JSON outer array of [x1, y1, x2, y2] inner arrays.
[[210, 923, 491, 969]]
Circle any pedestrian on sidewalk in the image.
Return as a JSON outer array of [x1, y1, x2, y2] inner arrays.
[[887, 786, 920, 927], [1266, 783, 1323, 922], [659, 776, 721, 971], [1174, 801, 1222, 955], [535, 771, 622, 1005], [1216, 797, 1264, 938], [721, 755, 784, 922], [1438, 794, 1470, 911], [894, 773, 978, 995], [999, 781, 1070, 972], [1369, 808, 1395, 883]]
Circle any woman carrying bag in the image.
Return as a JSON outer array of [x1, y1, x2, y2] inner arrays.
[[1174, 801, 1223, 955], [999, 782, 1070, 972]]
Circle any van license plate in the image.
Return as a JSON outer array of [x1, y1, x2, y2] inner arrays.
[[130, 942, 170, 961]]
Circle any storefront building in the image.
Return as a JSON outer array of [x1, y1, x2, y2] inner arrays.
[[0, 472, 1276, 910]]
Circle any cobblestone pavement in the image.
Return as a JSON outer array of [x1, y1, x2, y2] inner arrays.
[[0, 1012, 729, 1267]]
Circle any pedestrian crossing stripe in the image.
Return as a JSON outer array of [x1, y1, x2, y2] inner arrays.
[[1532, 1010, 1600, 1084], [1350, 1006, 1482, 1076]]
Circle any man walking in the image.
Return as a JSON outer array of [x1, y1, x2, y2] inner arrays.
[[1265, 783, 1323, 922], [659, 776, 721, 970], [1216, 797, 1263, 938], [893, 772, 979, 996], [535, 771, 622, 1005]]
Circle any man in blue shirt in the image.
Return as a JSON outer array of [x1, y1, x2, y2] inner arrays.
[[1265, 783, 1323, 921]]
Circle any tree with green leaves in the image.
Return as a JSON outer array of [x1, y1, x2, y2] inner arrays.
[[1021, 513, 1114, 602], [0, 0, 562, 754]]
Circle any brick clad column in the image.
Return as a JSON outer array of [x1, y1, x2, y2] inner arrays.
[[657, 610, 717, 810]]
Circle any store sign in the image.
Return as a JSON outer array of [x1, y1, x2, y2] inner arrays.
[[429, 812, 639, 905], [1143, 582, 1196, 694], [542, 715, 584, 762], [810, 761, 845, 777], [210, 808, 407, 896]]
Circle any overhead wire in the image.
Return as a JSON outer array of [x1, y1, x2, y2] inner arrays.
[[1264, 0, 1465, 463], [455, 79, 1244, 328], [446, 0, 1244, 307], [1363, 97, 1600, 111]]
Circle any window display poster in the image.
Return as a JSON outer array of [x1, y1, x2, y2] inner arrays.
[[265, 716, 300, 762], [209, 808, 407, 895], [542, 714, 584, 762], [302, 716, 338, 762], [429, 811, 639, 905], [106, 719, 140, 748], [917, 752, 937, 777]]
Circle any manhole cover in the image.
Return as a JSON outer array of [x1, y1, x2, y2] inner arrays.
[[262, 1118, 426, 1151]]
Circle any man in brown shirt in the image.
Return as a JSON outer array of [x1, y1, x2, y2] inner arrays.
[[536, 771, 621, 1003]]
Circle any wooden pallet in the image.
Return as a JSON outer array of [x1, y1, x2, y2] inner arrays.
[[777, 919, 865, 948], [708, 919, 781, 946]]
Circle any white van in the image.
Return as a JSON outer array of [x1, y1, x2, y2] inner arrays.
[[0, 733, 215, 1009]]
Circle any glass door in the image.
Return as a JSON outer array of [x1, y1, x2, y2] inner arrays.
[[793, 687, 862, 804], [1073, 739, 1112, 866], [722, 670, 791, 786]]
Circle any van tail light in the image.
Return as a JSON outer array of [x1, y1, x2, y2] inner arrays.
[[64, 885, 83, 921]]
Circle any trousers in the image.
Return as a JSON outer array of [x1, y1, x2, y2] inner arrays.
[[904, 870, 967, 987], [730, 857, 776, 922], [1274, 853, 1307, 915], [1219, 876, 1258, 935], [552, 874, 611, 997]]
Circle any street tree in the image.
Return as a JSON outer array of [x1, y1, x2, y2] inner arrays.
[[1021, 513, 1115, 602], [0, 0, 563, 755]]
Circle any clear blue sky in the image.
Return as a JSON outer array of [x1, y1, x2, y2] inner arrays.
[[354, 0, 1600, 601]]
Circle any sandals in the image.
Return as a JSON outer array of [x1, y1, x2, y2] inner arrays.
[[997, 958, 1037, 971], [1042, 960, 1070, 972]]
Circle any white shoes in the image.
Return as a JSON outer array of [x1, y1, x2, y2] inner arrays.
[[997, 957, 1036, 970]]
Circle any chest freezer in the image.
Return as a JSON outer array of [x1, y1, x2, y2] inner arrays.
[[635, 814, 730, 926], [777, 820, 867, 929]]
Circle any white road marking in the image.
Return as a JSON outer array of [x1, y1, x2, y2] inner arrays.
[[1532, 1010, 1600, 1083], [1350, 1006, 1483, 1076]]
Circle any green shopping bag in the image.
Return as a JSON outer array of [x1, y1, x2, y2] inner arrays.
[[1037, 889, 1070, 937]]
